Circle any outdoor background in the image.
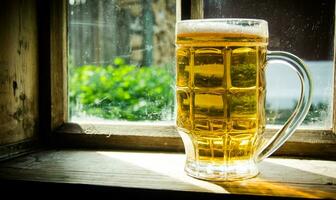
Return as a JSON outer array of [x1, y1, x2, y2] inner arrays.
[[68, 0, 334, 128]]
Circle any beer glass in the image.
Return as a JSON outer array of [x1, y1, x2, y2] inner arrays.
[[175, 19, 312, 181]]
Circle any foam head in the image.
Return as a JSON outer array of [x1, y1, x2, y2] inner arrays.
[[176, 18, 268, 38]]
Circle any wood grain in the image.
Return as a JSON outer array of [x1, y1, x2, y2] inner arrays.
[[333, 1, 336, 135], [0, 139, 40, 161], [0, 150, 335, 199], [53, 123, 336, 159], [176, 0, 181, 21], [0, 0, 39, 145], [190, 0, 204, 19], [50, 0, 67, 130]]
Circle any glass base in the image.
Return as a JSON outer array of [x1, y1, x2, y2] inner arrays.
[[184, 160, 259, 181]]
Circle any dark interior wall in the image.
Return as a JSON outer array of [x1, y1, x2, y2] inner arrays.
[[203, 0, 334, 60], [0, 0, 39, 145]]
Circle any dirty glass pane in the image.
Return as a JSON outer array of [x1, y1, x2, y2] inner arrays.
[[68, 0, 176, 122], [204, 0, 334, 128]]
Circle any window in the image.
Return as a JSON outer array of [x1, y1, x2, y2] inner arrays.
[[202, 0, 335, 129], [68, 0, 176, 123], [53, 0, 336, 155]]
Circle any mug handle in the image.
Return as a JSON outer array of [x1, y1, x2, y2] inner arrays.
[[256, 51, 313, 162]]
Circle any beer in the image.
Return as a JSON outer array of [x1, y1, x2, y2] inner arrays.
[[176, 20, 268, 179], [175, 19, 312, 181]]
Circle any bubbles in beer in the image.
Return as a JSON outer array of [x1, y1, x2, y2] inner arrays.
[[176, 23, 267, 167], [176, 19, 268, 38]]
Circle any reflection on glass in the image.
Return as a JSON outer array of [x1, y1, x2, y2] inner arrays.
[[68, 0, 334, 128], [203, 0, 334, 128], [68, 0, 176, 122]]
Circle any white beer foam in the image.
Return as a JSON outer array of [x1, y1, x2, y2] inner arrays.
[[176, 19, 268, 38]]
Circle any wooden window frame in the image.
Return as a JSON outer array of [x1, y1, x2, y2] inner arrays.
[[50, 0, 336, 159]]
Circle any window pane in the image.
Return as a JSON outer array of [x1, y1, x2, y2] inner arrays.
[[204, 0, 335, 128], [68, 0, 176, 122]]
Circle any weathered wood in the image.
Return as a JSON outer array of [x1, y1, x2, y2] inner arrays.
[[0, 139, 40, 161], [176, 0, 181, 21], [0, 0, 39, 145], [0, 150, 335, 199], [50, 0, 67, 130], [190, 0, 203, 19], [333, 1, 336, 135], [53, 123, 184, 151], [53, 122, 336, 160]]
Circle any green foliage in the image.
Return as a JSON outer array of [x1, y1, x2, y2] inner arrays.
[[69, 59, 174, 121], [70, 57, 329, 125], [266, 101, 329, 125], [303, 102, 329, 124], [231, 63, 257, 87]]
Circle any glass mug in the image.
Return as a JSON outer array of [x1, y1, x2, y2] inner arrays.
[[175, 19, 312, 181]]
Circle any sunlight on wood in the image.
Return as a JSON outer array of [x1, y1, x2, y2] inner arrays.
[[265, 158, 336, 179], [0, 150, 335, 198], [238, 178, 328, 199], [97, 151, 229, 193], [96, 151, 336, 198]]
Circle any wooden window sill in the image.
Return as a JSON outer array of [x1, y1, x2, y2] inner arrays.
[[0, 150, 335, 199], [53, 122, 336, 160]]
